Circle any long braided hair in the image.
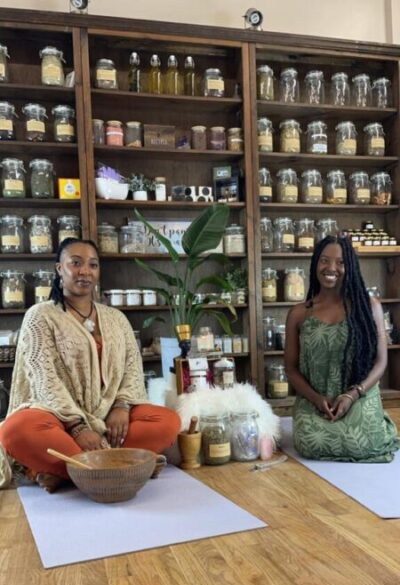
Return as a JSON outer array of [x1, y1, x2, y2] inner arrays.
[[306, 235, 377, 388], [49, 238, 99, 311]]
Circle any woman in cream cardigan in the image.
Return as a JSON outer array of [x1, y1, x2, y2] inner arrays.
[[0, 238, 180, 491]]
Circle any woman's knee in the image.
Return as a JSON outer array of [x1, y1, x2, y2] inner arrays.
[[0, 409, 62, 451]]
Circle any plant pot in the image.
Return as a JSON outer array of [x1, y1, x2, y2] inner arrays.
[[133, 190, 148, 201], [175, 324, 192, 358]]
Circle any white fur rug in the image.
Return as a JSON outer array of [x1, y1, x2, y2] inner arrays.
[[175, 383, 280, 441]]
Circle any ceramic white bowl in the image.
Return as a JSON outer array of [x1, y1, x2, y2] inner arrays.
[[95, 178, 129, 200]]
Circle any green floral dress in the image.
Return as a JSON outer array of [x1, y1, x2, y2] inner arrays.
[[293, 315, 400, 462]]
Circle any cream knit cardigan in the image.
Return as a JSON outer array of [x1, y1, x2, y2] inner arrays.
[[0, 301, 148, 487]]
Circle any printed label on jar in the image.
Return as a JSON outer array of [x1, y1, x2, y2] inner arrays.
[[57, 124, 74, 137], [356, 188, 370, 201], [206, 79, 224, 91], [371, 137, 385, 149], [298, 237, 314, 249], [31, 235, 51, 247], [262, 285, 276, 299], [332, 188, 347, 201], [342, 139, 356, 152], [310, 141, 327, 154], [282, 137, 300, 151], [35, 286, 51, 299], [307, 186, 322, 197], [283, 185, 298, 198], [0, 119, 13, 131], [259, 186, 272, 197], [27, 120, 45, 133], [208, 442, 231, 458], [4, 179, 23, 191], [0, 64, 5, 76], [96, 69, 116, 82], [222, 371, 235, 386], [4, 290, 23, 303], [258, 135, 272, 148], [2, 235, 20, 246], [287, 283, 305, 299], [269, 381, 289, 397], [282, 233, 295, 244], [58, 229, 79, 243], [43, 64, 62, 80]]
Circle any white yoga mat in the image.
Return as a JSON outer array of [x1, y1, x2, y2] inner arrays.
[[18, 465, 266, 568], [281, 417, 400, 518]]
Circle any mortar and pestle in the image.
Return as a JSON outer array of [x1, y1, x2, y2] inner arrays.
[[178, 416, 202, 469]]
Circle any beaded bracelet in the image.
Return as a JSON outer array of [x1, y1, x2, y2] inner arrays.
[[69, 423, 90, 439], [341, 392, 355, 404]]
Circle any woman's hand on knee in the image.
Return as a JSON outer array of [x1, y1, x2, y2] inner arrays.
[[75, 429, 105, 451], [106, 408, 130, 448]]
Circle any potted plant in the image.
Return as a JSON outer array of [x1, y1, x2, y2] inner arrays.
[[133, 204, 237, 356], [129, 173, 154, 201], [224, 267, 248, 304]]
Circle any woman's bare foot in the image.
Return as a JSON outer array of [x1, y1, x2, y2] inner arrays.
[[35, 473, 65, 493]]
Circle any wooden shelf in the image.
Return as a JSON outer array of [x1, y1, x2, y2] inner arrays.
[[100, 253, 247, 260], [388, 345, 400, 350], [257, 100, 397, 121], [120, 304, 248, 311], [265, 346, 400, 356], [260, 203, 398, 213], [0, 141, 78, 156], [266, 395, 296, 408], [263, 298, 400, 307], [0, 254, 56, 260], [0, 83, 75, 103], [258, 152, 398, 168], [0, 309, 26, 314], [0, 362, 13, 368], [262, 250, 400, 259], [0, 199, 80, 209], [96, 200, 245, 210], [94, 146, 243, 161]]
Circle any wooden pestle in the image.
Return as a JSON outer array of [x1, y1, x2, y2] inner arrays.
[[187, 416, 198, 434], [47, 448, 93, 470]]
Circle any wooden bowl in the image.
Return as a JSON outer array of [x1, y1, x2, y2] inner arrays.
[[66, 448, 157, 503]]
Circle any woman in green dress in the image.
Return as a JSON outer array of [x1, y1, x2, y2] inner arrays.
[[285, 235, 399, 462]]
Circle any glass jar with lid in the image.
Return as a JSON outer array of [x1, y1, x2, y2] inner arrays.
[[197, 326, 215, 353], [279, 119, 301, 153], [57, 215, 80, 244], [259, 167, 272, 202], [316, 218, 339, 242], [22, 103, 47, 142], [230, 412, 260, 461], [349, 171, 371, 205], [106, 120, 123, 146], [227, 127, 243, 152], [300, 169, 323, 203], [367, 286, 380, 298], [325, 170, 347, 204], [257, 65, 274, 101], [223, 224, 246, 254], [203, 68, 225, 97], [209, 126, 226, 150], [1, 158, 25, 198], [262, 268, 278, 302], [352, 73, 372, 107], [335, 121, 357, 155], [119, 224, 145, 254], [267, 364, 289, 398], [295, 218, 315, 251], [276, 168, 298, 203], [52, 105, 75, 143], [92, 119, 105, 145], [39, 47, 65, 86], [213, 357, 236, 389], [0, 44, 10, 83], [273, 217, 295, 251], [370, 172, 392, 205], [125, 121, 142, 147], [33, 270, 54, 303], [0, 102, 16, 140], [279, 68, 299, 103], [191, 125, 207, 150], [28, 215, 52, 253], [200, 413, 231, 465], [260, 217, 274, 252], [304, 70, 325, 104], [363, 123, 385, 156], [274, 323, 286, 350], [330, 72, 350, 106], [284, 267, 306, 301], [257, 117, 273, 152], [128, 52, 141, 93], [1, 270, 25, 309], [30, 159, 54, 199], [154, 176, 167, 201], [306, 120, 328, 154], [97, 222, 119, 253], [263, 315, 276, 349], [0, 215, 24, 253], [95, 58, 118, 89], [372, 78, 392, 109]]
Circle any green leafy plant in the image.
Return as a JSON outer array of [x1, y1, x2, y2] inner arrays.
[[129, 173, 154, 193], [224, 267, 248, 291], [134, 204, 237, 338]]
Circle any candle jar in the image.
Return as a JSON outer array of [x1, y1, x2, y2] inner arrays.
[[125, 121, 142, 147], [267, 364, 289, 398], [227, 127, 243, 152], [276, 168, 298, 203], [105, 289, 124, 307], [232, 335, 242, 354], [142, 289, 157, 306], [230, 412, 260, 461], [284, 267, 306, 301], [0, 215, 24, 253], [260, 217, 274, 252], [92, 119, 105, 145], [197, 326, 214, 353], [119, 224, 145, 254], [57, 215, 80, 245], [372, 77, 392, 108], [335, 121, 357, 155], [306, 120, 328, 154], [223, 224, 246, 254], [295, 218, 315, 252], [203, 68, 225, 97], [363, 123, 385, 156], [213, 357, 236, 389], [39, 46, 65, 86], [325, 170, 347, 204], [209, 126, 226, 150], [257, 117, 273, 152], [273, 217, 295, 252], [191, 126, 207, 150], [22, 103, 47, 142], [349, 171, 371, 205], [106, 120, 124, 146], [257, 65, 274, 101], [0, 44, 10, 83], [28, 215, 53, 253], [304, 70, 325, 104], [259, 167, 272, 202], [279, 119, 301, 153], [222, 334, 232, 354], [352, 73, 372, 107], [316, 218, 338, 242], [52, 105, 75, 143], [125, 289, 142, 306], [30, 159, 54, 199], [370, 172, 392, 205], [1, 158, 26, 198], [330, 72, 350, 106], [1, 270, 25, 308], [95, 58, 118, 89], [300, 169, 323, 203], [154, 176, 167, 201], [263, 316, 276, 349], [0, 102, 16, 140], [97, 223, 119, 253], [262, 268, 278, 302], [200, 414, 231, 465], [279, 68, 299, 103], [33, 269, 54, 303]]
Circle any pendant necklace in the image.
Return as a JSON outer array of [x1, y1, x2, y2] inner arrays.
[[65, 300, 96, 333]]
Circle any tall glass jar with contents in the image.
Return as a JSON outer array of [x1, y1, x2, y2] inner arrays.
[[267, 364, 289, 398], [284, 267, 306, 302], [230, 412, 260, 461], [52, 105, 75, 143], [306, 121, 328, 154], [316, 218, 338, 242], [349, 171, 371, 205], [209, 126, 226, 150], [295, 218, 315, 251], [227, 128, 243, 152], [279, 119, 301, 153], [1, 271, 25, 309], [260, 217, 274, 251], [276, 168, 298, 203], [119, 224, 145, 254], [213, 357, 236, 388], [106, 120, 123, 146], [0, 102, 16, 140], [30, 159, 54, 199], [28, 215, 52, 253], [39, 47, 65, 86], [330, 72, 350, 106], [363, 123, 385, 156], [259, 167, 272, 202], [304, 70, 325, 104], [279, 68, 299, 103], [1, 158, 25, 198], [125, 121, 142, 147], [128, 52, 141, 92], [184, 56, 196, 96], [273, 217, 295, 251], [95, 59, 118, 89], [370, 172, 392, 205], [257, 117, 273, 152], [33, 270, 54, 303], [335, 121, 357, 155], [0, 44, 10, 83], [372, 78, 391, 108], [263, 316, 276, 349], [97, 223, 119, 253], [92, 119, 105, 145], [223, 224, 246, 254], [257, 65, 274, 101], [352, 74, 372, 107], [154, 177, 167, 201], [200, 414, 231, 465], [57, 215, 80, 244], [165, 55, 181, 95], [300, 169, 323, 203], [22, 103, 47, 142], [262, 268, 278, 302], [191, 126, 207, 150], [203, 68, 224, 97], [325, 170, 347, 204], [0, 215, 24, 253], [148, 54, 161, 94]]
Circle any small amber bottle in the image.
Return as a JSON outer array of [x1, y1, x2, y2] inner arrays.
[[184, 56, 196, 96], [165, 55, 181, 95], [148, 54, 161, 94]]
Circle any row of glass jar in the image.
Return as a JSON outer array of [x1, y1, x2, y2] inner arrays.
[[262, 267, 306, 302], [0, 158, 57, 199], [257, 118, 386, 156], [0, 215, 80, 254], [194, 327, 249, 355], [0, 45, 68, 86], [0, 269, 55, 308], [103, 288, 247, 308], [261, 217, 338, 253], [93, 119, 243, 151], [259, 168, 392, 206], [257, 66, 391, 108], [0, 102, 75, 142]]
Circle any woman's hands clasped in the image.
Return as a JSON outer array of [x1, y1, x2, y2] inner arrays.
[[313, 392, 355, 422], [105, 407, 130, 447]]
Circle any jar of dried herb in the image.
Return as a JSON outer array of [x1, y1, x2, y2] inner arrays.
[[200, 414, 231, 465]]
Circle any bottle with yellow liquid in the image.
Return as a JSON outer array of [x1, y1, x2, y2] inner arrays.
[[184, 56, 196, 96], [165, 55, 181, 95], [148, 54, 161, 94]]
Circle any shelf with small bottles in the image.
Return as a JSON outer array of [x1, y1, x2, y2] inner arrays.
[[93, 146, 243, 161], [96, 199, 245, 210]]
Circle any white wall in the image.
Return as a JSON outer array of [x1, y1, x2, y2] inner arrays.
[[0, 0, 395, 44]]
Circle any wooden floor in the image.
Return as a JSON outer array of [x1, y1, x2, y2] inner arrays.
[[1, 410, 399, 585]]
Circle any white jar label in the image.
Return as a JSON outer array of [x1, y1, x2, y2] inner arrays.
[[371, 137, 385, 149], [298, 237, 314, 248], [283, 185, 298, 198], [58, 230, 79, 243], [282, 234, 295, 244], [206, 79, 224, 91], [155, 184, 166, 201], [209, 442, 231, 457], [310, 141, 327, 154], [4, 179, 23, 191], [282, 137, 300, 151], [4, 290, 23, 303], [57, 124, 74, 137], [31, 235, 51, 247], [27, 120, 45, 133], [262, 286, 276, 299], [0, 119, 13, 131], [258, 134, 272, 148], [333, 188, 347, 200], [96, 69, 116, 82], [307, 186, 322, 197], [270, 381, 289, 397], [259, 186, 272, 197], [35, 286, 51, 302], [342, 138, 356, 151], [2, 235, 20, 246], [356, 188, 370, 201], [0, 64, 5, 76], [43, 64, 62, 82], [222, 370, 234, 386]]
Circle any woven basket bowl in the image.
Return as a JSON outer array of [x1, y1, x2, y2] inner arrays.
[[66, 448, 157, 503]]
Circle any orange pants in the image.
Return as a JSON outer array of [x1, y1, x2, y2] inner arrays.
[[0, 405, 181, 479]]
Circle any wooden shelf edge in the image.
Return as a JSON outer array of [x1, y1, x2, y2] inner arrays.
[[96, 199, 245, 209], [92, 89, 242, 106], [260, 203, 398, 213]]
